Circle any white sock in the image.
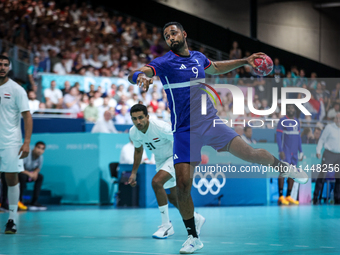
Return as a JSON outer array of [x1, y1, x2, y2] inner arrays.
[[8, 183, 19, 222], [159, 204, 169, 225]]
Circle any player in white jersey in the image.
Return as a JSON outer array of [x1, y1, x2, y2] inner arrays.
[[0, 55, 32, 234], [127, 104, 205, 239]]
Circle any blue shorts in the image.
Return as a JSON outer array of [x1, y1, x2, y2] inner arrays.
[[173, 117, 239, 164], [280, 151, 298, 166]]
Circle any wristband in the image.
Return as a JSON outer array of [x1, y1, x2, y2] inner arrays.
[[132, 71, 144, 83]]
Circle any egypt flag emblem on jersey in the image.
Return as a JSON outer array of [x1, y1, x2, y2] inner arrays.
[[4, 93, 11, 99], [153, 138, 160, 143]]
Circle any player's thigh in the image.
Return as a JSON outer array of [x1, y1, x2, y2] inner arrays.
[[156, 157, 176, 189], [204, 120, 239, 152], [0, 146, 24, 174], [227, 136, 256, 160], [173, 131, 203, 164]]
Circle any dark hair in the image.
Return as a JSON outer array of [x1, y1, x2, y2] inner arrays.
[[244, 126, 252, 132], [130, 104, 148, 117], [163, 22, 184, 34], [35, 141, 46, 148], [0, 55, 11, 65]]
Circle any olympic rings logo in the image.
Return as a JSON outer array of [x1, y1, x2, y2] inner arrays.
[[192, 172, 226, 195]]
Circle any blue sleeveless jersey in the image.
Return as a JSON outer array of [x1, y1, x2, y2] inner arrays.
[[146, 50, 217, 133]]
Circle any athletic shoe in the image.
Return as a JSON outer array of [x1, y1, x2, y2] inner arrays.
[[179, 235, 204, 254], [5, 219, 17, 234], [29, 202, 47, 211], [278, 196, 289, 205], [194, 212, 205, 236], [286, 196, 299, 205], [18, 201, 27, 211], [279, 162, 308, 184], [152, 222, 174, 239]]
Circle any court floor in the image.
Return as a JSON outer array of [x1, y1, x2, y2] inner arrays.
[[1, 205, 340, 255]]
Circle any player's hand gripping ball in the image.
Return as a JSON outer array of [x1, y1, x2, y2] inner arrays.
[[253, 55, 273, 76]]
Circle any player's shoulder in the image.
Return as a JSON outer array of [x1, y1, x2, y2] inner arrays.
[[149, 51, 172, 63], [190, 50, 208, 59], [129, 125, 138, 137], [8, 79, 27, 94]]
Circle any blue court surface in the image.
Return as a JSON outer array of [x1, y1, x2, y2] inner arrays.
[[1, 205, 340, 255]]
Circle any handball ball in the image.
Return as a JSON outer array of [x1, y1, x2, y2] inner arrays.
[[253, 55, 273, 76]]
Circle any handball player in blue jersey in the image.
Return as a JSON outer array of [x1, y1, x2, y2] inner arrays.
[[276, 105, 303, 205], [128, 22, 308, 254]]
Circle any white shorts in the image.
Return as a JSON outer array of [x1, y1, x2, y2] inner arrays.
[[0, 146, 24, 173], [157, 157, 176, 189]]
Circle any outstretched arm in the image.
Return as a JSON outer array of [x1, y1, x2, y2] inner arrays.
[[205, 53, 266, 75], [128, 66, 154, 92]]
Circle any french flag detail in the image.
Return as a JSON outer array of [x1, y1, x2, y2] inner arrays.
[[4, 93, 10, 99], [153, 138, 160, 143]]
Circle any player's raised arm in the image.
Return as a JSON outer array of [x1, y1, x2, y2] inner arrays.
[[128, 66, 154, 92], [204, 52, 266, 75], [127, 146, 144, 187]]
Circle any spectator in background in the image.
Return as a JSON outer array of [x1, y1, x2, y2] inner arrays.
[[87, 84, 96, 97], [301, 127, 313, 144], [61, 81, 71, 96], [327, 102, 340, 120], [63, 87, 81, 113], [271, 58, 285, 77], [127, 93, 140, 108], [80, 94, 90, 111], [241, 126, 256, 144], [53, 57, 69, 75], [149, 92, 159, 112], [91, 110, 119, 133], [93, 90, 104, 107], [301, 127, 321, 144], [38, 51, 51, 72], [27, 56, 43, 91], [308, 72, 318, 90], [44, 80, 63, 109], [84, 97, 98, 122], [295, 69, 308, 88], [97, 97, 111, 120], [140, 91, 151, 106], [115, 105, 133, 124], [28, 90, 40, 114], [229, 41, 242, 60], [331, 82, 340, 103]]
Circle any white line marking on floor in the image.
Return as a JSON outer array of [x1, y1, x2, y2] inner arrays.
[[245, 243, 258, 245], [221, 242, 235, 244], [320, 246, 335, 248], [108, 251, 177, 255], [295, 245, 309, 248], [60, 236, 74, 238], [270, 244, 283, 246]]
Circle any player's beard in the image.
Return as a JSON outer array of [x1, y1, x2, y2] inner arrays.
[[170, 39, 185, 52]]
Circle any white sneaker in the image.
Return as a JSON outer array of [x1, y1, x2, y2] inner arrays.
[[279, 162, 308, 184], [194, 212, 205, 236], [152, 222, 174, 239], [179, 235, 204, 254]]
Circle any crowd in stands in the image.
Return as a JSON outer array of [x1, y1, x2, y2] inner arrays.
[[1, 0, 339, 142]]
